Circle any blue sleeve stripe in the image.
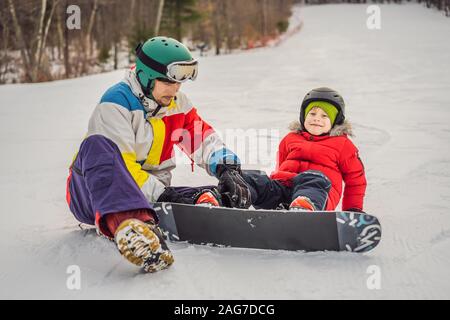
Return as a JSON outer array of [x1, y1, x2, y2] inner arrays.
[[208, 148, 240, 177]]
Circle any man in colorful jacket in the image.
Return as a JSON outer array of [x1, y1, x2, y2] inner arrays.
[[66, 37, 251, 273]]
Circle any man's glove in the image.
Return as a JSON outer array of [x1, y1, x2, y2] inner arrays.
[[216, 164, 251, 209]]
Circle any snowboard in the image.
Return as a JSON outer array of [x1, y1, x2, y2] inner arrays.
[[153, 202, 381, 253]]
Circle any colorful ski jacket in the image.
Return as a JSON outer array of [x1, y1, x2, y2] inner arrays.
[[78, 69, 237, 202]]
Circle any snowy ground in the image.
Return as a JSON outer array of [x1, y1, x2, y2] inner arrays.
[[1, 3, 450, 299]]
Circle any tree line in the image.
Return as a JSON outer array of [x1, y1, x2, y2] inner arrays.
[[2, 0, 447, 84], [0, 0, 294, 84], [304, 0, 449, 16]]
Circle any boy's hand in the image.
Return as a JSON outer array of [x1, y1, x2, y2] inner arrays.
[[216, 164, 251, 209]]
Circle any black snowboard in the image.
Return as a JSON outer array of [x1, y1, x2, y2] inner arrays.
[[153, 203, 381, 253]]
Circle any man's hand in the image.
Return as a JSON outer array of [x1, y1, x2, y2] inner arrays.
[[216, 164, 251, 209]]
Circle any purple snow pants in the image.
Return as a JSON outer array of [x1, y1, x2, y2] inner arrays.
[[66, 135, 153, 227], [66, 135, 218, 230]]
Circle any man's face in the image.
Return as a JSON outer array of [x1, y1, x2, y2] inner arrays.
[[152, 79, 182, 106], [304, 107, 332, 136]]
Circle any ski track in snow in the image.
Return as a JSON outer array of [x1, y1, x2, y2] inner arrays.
[[1, 3, 450, 299]]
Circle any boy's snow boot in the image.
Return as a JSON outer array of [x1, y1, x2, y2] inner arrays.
[[195, 190, 221, 207], [289, 196, 316, 211]]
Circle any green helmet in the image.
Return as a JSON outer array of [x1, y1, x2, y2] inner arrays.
[[135, 36, 198, 98]]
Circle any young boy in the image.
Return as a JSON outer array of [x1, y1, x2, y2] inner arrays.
[[241, 87, 367, 212]]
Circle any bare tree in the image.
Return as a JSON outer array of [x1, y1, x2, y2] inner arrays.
[[63, 0, 71, 78], [8, 0, 32, 81], [260, 0, 268, 38], [209, 0, 222, 55], [155, 0, 165, 36], [0, 6, 11, 83], [36, 0, 58, 80], [82, 0, 99, 73], [8, 0, 58, 82]]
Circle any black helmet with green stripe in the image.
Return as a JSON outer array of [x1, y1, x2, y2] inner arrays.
[[300, 87, 346, 129], [135, 36, 198, 98]]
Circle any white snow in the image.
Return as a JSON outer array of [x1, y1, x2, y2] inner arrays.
[[1, 3, 450, 299]]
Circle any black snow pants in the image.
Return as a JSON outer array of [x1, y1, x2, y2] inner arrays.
[[241, 170, 332, 210]]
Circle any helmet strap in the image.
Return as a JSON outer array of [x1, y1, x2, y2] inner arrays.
[[136, 69, 155, 100], [135, 44, 168, 75]]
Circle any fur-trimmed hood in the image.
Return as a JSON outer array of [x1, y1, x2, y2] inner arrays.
[[288, 120, 354, 137]]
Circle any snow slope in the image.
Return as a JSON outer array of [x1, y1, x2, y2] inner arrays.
[[1, 3, 450, 299]]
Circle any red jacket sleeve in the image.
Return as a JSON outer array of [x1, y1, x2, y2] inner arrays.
[[338, 139, 367, 211], [176, 107, 234, 176], [275, 135, 288, 171], [177, 107, 214, 157]]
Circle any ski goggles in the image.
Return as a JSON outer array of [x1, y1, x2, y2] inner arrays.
[[136, 43, 198, 83], [166, 60, 198, 82]]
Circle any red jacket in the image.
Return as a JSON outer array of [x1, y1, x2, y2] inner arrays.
[[270, 121, 366, 211]]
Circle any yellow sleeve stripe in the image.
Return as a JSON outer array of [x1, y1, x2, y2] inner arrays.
[[144, 118, 166, 167], [121, 152, 149, 188]]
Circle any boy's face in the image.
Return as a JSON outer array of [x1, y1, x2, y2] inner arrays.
[[304, 107, 332, 136], [152, 78, 182, 106]]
